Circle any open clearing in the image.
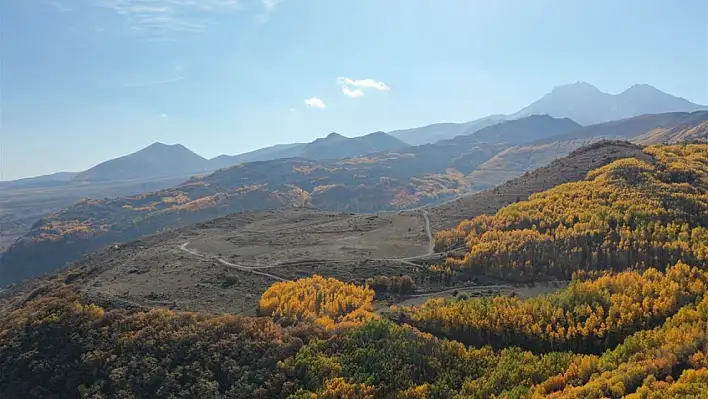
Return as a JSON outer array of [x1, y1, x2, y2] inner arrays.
[[78, 207, 433, 314], [73, 206, 566, 315]]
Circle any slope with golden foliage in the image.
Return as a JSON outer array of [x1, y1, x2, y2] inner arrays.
[[435, 144, 708, 282], [397, 263, 708, 353]]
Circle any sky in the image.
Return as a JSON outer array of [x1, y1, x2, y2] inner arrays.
[[1, 0, 706, 180]]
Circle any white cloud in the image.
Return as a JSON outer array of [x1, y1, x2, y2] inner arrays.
[[160, 113, 169, 118], [256, 0, 282, 23], [341, 86, 364, 98], [337, 77, 390, 97], [304, 97, 326, 109], [93, 0, 242, 35]]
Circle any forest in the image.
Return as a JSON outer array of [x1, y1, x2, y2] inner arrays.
[[2, 143, 708, 398], [434, 144, 708, 282]]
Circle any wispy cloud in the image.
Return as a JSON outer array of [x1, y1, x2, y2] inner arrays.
[[304, 97, 326, 109], [256, 0, 282, 23], [93, 0, 242, 35], [337, 77, 390, 98]]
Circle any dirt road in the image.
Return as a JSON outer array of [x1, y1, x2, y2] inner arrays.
[[178, 242, 286, 281], [178, 209, 438, 277]]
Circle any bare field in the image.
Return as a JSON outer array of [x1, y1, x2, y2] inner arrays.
[[78, 207, 430, 314]]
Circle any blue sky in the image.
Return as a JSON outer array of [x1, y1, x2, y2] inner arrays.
[[1, 0, 706, 180]]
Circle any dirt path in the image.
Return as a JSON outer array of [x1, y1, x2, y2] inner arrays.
[[178, 242, 286, 281], [422, 209, 434, 255], [178, 209, 438, 275], [405, 284, 513, 298]]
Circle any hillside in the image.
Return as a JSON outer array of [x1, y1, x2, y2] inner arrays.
[[424, 140, 650, 231], [73, 142, 212, 183], [467, 111, 708, 191], [2, 144, 708, 397], [435, 143, 708, 281], [634, 119, 708, 145]]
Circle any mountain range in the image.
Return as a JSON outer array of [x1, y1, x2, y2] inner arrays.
[[1, 82, 707, 285], [4, 131, 410, 188], [0, 115, 582, 283], [3, 109, 708, 284], [5, 82, 705, 189], [389, 82, 707, 145]]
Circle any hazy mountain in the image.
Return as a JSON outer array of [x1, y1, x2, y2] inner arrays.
[[72, 143, 212, 183], [209, 132, 409, 170], [388, 115, 508, 146], [209, 143, 306, 170], [0, 172, 78, 190], [512, 82, 707, 125], [390, 83, 706, 145], [463, 114, 581, 144], [299, 132, 409, 160]]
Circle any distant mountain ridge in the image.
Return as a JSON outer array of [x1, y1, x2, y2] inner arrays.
[[0, 172, 78, 190], [387, 115, 508, 146], [512, 82, 707, 125], [5, 133, 410, 189], [466, 110, 708, 191], [7, 82, 704, 186], [390, 82, 707, 145], [211, 131, 409, 168]]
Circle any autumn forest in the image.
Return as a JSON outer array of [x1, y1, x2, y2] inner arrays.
[[2, 144, 708, 398]]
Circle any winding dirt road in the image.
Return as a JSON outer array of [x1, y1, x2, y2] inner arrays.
[[178, 209, 438, 280], [178, 242, 286, 281]]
